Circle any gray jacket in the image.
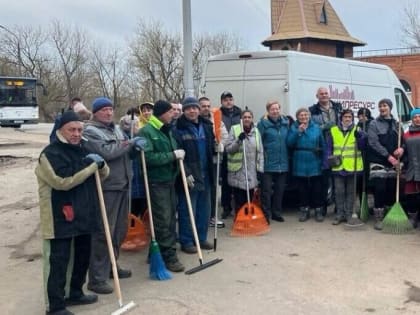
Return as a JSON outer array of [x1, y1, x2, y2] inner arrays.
[[83, 120, 133, 191], [225, 125, 264, 190]]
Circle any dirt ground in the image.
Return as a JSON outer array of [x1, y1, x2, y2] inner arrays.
[[1, 124, 420, 315]]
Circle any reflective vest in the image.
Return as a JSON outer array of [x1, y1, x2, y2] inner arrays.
[[331, 126, 363, 172], [227, 124, 260, 172]]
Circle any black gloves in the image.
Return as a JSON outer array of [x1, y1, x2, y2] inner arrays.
[[238, 132, 247, 141]]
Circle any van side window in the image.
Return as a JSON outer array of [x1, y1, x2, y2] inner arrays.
[[394, 88, 412, 123]]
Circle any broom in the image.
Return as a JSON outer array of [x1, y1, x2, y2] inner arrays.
[[345, 127, 364, 228], [94, 171, 136, 315], [359, 110, 370, 222], [382, 118, 413, 234], [231, 119, 270, 237], [140, 150, 172, 280]]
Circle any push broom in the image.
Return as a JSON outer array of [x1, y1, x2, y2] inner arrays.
[[94, 171, 136, 315], [140, 150, 172, 280], [178, 159, 223, 275], [345, 130, 364, 228], [382, 119, 413, 234]]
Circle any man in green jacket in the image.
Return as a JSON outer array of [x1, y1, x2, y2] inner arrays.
[[139, 100, 185, 272]]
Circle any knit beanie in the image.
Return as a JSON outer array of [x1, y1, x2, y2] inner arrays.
[[153, 100, 173, 117], [58, 110, 82, 129], [378, 98, 393, 110], [182, 96, 200, 111], [92, 97, 113, 113], [410, 108, 420, 119]]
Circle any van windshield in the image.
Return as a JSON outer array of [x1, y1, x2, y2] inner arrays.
[[394, 88, 413, 123]]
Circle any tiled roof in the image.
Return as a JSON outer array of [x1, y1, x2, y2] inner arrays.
[[263, 0, 365, 46]]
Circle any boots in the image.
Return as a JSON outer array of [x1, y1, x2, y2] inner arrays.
[[373, 208, 384, 230], [298, 207, 310, 222], [408, 211, 418, 229], [314, 207, 324, 222]]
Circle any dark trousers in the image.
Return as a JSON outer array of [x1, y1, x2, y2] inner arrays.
[[45, 234, 91, 312], [131, 197, 147, 218], [149, 181, 177, 263], [372, 177, 397, 208], [220, 156, 233, 211], [89, 190, 129, 285], [296, 176, 324, 208], [210, 161, 218, 218], [232, 187, 254, 214], [261, 172, 287, 219]]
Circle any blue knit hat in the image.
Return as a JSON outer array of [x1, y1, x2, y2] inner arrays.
[[92, 97, 113, 113], [182, 96, 200, 111], [410, 108, 420, 119]]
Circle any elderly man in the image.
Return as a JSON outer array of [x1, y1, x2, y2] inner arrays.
[[139, 100, 185, 272], [309, 87, 343, 217], [83, 97, 146, 294], [174, 96, 217, 253], [35, 110, 109, 315]]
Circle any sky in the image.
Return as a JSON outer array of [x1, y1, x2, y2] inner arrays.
[[0, 0, 414, 52]]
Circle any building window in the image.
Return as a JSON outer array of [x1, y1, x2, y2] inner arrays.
[[320, 5, 327, 24]]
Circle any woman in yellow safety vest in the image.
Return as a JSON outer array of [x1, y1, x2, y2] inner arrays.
[[225, 109, 264, 215], [327, 109, 365, 225]]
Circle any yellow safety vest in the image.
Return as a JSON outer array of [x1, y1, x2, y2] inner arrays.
[[227, 124, 260, 172], [331, 126, 363, 172]]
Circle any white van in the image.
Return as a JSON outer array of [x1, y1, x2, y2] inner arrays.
[[200, 50, 413, 124]]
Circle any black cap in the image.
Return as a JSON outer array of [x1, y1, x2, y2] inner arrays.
[[153, 100, 173, 117], [220, 91, 233, 101], [58, 110, 82, 129]]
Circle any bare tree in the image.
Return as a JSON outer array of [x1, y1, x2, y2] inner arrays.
[[129, 20, 184, 101], [401, 3, 420, 47], [90, 45, 130, 108], [50, 20, 90, 103]]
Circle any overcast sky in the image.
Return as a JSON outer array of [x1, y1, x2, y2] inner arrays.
[[0, 0, 413, 52]]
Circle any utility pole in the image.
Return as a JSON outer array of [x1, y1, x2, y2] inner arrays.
[[182, 0, 194, 98], [0, 25, 22, 76]]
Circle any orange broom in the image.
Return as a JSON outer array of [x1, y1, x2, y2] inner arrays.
[[231, 120, 270, 237]]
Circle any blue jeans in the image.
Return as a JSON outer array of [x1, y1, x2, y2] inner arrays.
[[178, 186, 211, 247]]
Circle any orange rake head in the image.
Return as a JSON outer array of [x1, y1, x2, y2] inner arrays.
[[121, 214, 149, 251], [231, 203, 270, 237]]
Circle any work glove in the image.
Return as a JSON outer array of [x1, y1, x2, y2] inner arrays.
[[393, 147, 404, 158], [173, 149, 185, 160], [215, 142, 224, 153], [85, 153, 105, 169], [186, 175, 195, 188], [133, 137, 147, 151], [238, 132, 247, 142]]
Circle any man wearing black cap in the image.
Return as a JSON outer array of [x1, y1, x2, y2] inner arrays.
[[173, 96, 216, 253], [83, 97, 147, 294], [139, 100, 186, 272], [215, 91, 242, 218], [35, 111, 109, 315]]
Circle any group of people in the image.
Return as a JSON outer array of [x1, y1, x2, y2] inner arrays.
[[37, 87, 420, 315]]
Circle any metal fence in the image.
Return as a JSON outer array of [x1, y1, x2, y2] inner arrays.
[[353, 47, 420, 58]]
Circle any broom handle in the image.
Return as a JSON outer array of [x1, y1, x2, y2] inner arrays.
[[127, 112, 135, 215], [94, 171, 123, 307], [140, 150, 157, 240], [353, 126, 358, 214], [178, 159, 204, 264], [213, 149, 220, 249], [361, 110, 367, 193], [396, 117, 402, 203], [240, 119, 251, 205]]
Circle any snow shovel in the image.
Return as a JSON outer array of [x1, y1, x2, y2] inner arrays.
[[94, 171, 136, 315], [122, 111, 148, 251], [178, 159, 223, 275], [231, 120, 270, 237]]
